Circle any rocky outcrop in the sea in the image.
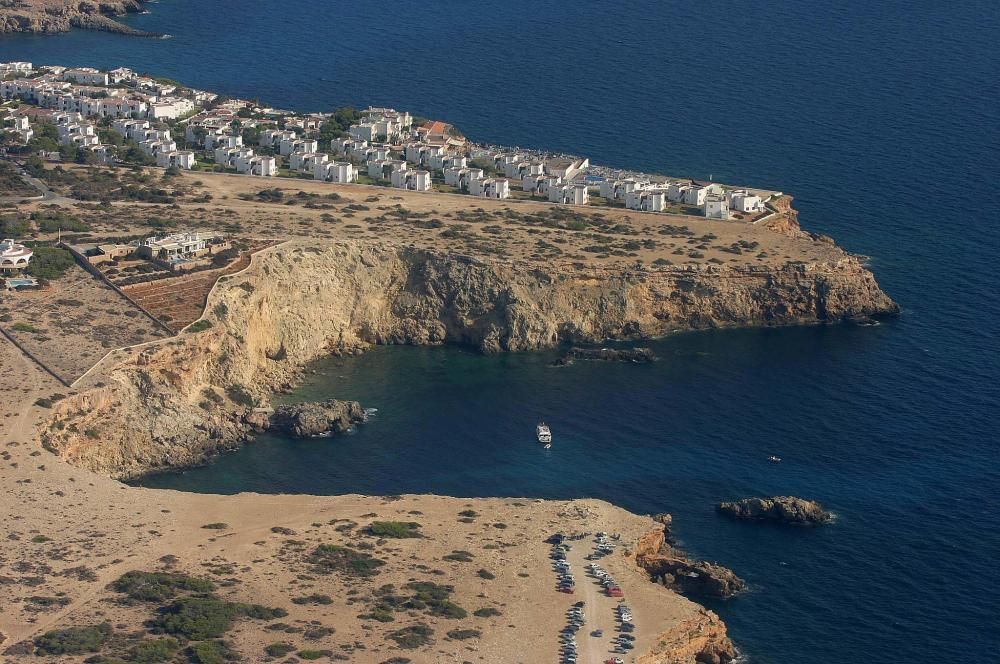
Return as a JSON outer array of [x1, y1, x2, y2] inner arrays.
[[0, 0, 159, 36], [552, 346, 656, 366], [631, 517, 746, 600], [717, 496, 833, 525], [269, 400, 366, 437], [39, 239, 897, 478]]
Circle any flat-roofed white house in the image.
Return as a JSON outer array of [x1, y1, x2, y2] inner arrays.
[[703, 195, 730, 220], [140, 139, 177, 157], [599, 178, 641, 201], [236, 155, 276, 176], [429, 153, 467, 171], [259, 129, 297, 148], [87, 144, 115, 164], [368, 159, 408, 180], [469, 177, 510, 199], [290, 151, 327, 173], [279, 137, 318, 156], [314, 160, 355, 183], [666, 181, 690, 203], [444, 167, 484, 192], [63, 67, 109, 86], [544, 157, 589, 180], [156, 150, 196, 169], [0, 239, 32, 272], [683, 183, 723, 206], [726, 190, 765, 213], [362, 146, 392, 163], [137, 232, 218, 261], [148, 98, 195, 120], [207, 134, 242, 151], [391, 168, 431, 192], [626, 189, 668, 213], [548, 183, 589, 205]]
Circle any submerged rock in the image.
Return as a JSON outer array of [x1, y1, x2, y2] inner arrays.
[[717, 496, 832, 525], [269, 400, 366, 437], [552, 346, 657, 366]]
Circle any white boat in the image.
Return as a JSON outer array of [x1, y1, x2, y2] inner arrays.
[[536, 422, 552, 445], [768, 455, 782, 463]]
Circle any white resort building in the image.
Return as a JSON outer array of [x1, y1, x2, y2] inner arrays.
[[0, 239, 32, 272]]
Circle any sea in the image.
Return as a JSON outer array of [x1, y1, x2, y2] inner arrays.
[[3, 1, 997, 661]]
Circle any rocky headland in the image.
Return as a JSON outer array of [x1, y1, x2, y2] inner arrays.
[[718, 496, 834, 525], [0, 0, 158, 36]]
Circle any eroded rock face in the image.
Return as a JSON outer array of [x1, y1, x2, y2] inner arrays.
[[632, 516, 746, 600], [40, 240, 897, 478], [717, 496, 833, 525], [269, 400, 366, 437], [0, 0, 158, 35]]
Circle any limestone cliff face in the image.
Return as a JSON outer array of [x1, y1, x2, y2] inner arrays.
[[40, 240, 896, 478], [0, 0, 156, 36]]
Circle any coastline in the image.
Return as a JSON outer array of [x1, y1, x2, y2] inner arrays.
[[0, 0, 160, 37]]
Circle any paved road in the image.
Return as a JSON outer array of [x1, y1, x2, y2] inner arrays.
[[567, 540, 620, 664]]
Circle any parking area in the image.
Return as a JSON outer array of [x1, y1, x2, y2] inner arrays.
[[549, 532, 638, 664]]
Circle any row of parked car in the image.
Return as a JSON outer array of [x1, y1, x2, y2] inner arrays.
[[560, 601, 586, 663], [585, 531, 619, 561], [550, 538, 575, 594]]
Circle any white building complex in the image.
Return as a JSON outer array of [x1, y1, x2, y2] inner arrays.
[[0, 239, 32, 272]]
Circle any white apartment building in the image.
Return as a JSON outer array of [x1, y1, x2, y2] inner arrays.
[[290, 151, 327, 172], [368, 159, 408, 180], [548, 183, 589, 205], [469, 177, 510, 199], [156, 150, 196, 170], [148, 98, 195, 120], [683, 183, 723, 206], [63, 67, 109, 86], [599, 179, 641, 201], [391, 169, 432, 192], [314, 160, 355, 183], [703, 195, 730, 220], [626, 189, 668, 213], [444, 167, 484, 192], [279, 137, 318, 156], [726, 190, 765, 213], [236, 155, 276, 176]]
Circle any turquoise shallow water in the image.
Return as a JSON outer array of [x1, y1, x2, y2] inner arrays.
[[4, 0, 998, 661]]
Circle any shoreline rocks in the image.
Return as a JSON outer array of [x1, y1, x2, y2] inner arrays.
[[268, 400, 366, 438], [551, 346, 656, 366], [0, 0, 161, 37], [717, 496, 833, 525]]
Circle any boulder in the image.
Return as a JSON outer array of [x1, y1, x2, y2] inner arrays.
[[647, 558, 747, 599], [269, 400, 366, 437], [717, 496, 832, 525], [552, 346, 656, 366]]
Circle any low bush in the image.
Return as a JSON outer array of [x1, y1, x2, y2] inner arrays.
[[473, 607, 501, 618], [33, 622, 111, 655], [110, 570, 215, 602], [126, 637, 179, 663], [186, 639, 236, 664], [308, 544, 386, 577], [446, 628, 481, 640], [291, 593, 333, 605], [264, 642, 295, 657], [364, 521, 422, 539], [387, 624, 433, 649], [149, 596, 286, 640], [476, 569, 495, 580]]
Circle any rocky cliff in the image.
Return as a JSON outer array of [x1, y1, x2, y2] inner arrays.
[[39, 240, 896, 478], [0, 0, 157, 36]]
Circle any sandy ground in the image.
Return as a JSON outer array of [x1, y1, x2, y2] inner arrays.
[[0, 328, 710, 663], [0, 265, 169, 384]]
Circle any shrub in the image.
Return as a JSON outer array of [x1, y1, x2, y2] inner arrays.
[[308, 544, 385, 577], [186, 319, 212, 333], [126, 637, 179, 663], [446, 629, 481, 640], [291, 593, 333, 605], [473, 607, 501, 618], [264, 642, 295, 657], [186, 640, 236, 664], [34, 622, 111, 655], [110, 570, 215, 602], [149, 597, 286, 640], [364, 521, 422, 539], [405, 582, 466, 619], [12, 322, 37, 333], [201, 522, 229, 530], [442, 551, 473, 563], [27, 246, 75, 281], [387, 624, 433, 649], [476, 569, 495, 580], [297, 650, 327, 660], [457, 510, 478, 518], [225, 384, 254, 407], [31, 534, 51, 543]]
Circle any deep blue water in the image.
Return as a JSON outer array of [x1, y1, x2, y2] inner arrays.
[[4, 1, 998, 661]]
